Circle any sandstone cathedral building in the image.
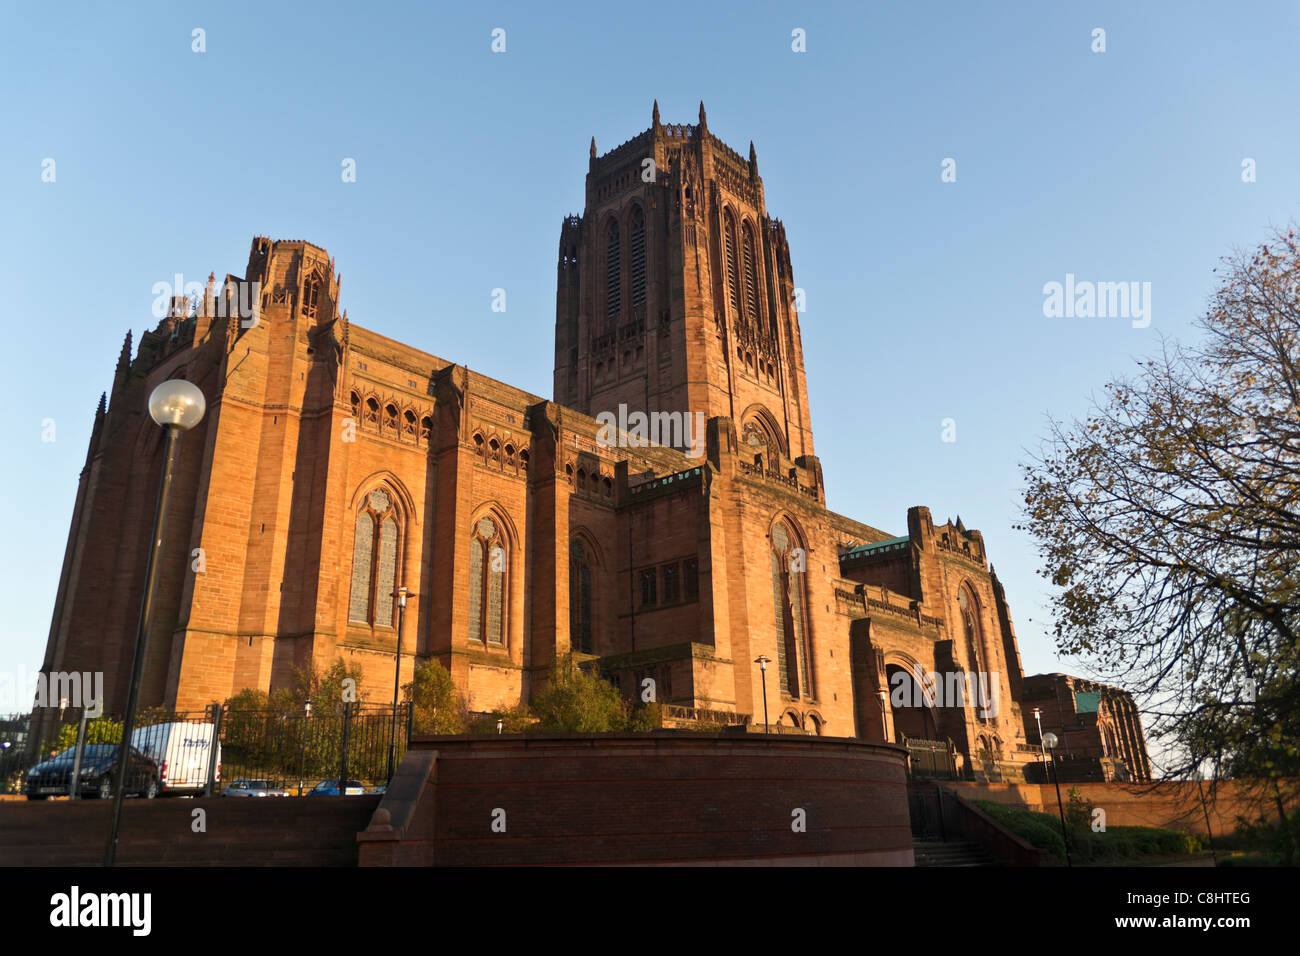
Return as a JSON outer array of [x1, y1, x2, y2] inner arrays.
[[39, 103, 1150, 783]]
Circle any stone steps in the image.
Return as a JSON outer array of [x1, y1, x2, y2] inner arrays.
[[912, 839, 994, 867]]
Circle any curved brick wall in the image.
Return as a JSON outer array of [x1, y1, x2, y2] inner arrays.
[[360, 733, 913, 866]]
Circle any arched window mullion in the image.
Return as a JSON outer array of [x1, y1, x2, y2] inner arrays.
[[630, 208, 646, 311], [724, 212, 741, 320], [606, 219, 622, 330]]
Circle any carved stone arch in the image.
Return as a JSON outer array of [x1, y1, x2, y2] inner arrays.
[[569, 526, 604, 656], [347, 475, 414, 629], [780, 708, 803, 730], [769, 512, 813, 700], [468, 500, 518, 551], [882, 652, 939, 742], [348, 471, 417, 527], [740, 403, 787, 458], [768, 510, 808, 550], [805, 710, 825, 735], [957, 580, 992, 691], [569, 525, 606, 570], [466, 501, 517, 648]]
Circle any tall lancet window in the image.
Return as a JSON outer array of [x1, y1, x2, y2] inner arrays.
[[630, 207, 646, 310], [724, 212, 741, 318], [302, 268, 322, 319], [348, 488, 399, 627], [769, 520, 811, 697], [742, 222, 760, 324], [958, 585, 988, 718], [570, 540, 593, 654], [605, 219, 622, 327], [468, 516, 507, 645]]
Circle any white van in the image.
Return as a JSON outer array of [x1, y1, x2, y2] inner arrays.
[[131, 722, 221, 795]]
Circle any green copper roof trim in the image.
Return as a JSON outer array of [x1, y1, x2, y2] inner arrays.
[[841, 535, 910, 560]]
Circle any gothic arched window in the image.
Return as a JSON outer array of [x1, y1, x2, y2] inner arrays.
[[724, 211, 741, 318], [302, 269, 322, 319], [570, 540, 593, 654], [742, 221, 760, 324], [769, 520, 811, 698], [348, 488, 400, 627], [630, 207, 646, 309], [605, 219, 622, 326], [468, 515, 507, 645], [958, 585, 989, 718]]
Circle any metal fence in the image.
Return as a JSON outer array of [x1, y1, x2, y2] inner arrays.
[[0, 702, 412, 798]]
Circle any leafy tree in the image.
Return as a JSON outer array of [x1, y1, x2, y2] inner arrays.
[[1020, 227, 1300, 859], [293, 658, 367, 712], [404, 659, 465, 734], [54, 716, 122, 751], [467, 703, 533, 735], [531, 654, 629, 733]]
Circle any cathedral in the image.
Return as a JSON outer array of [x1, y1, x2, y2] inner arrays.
[[39, 103, 1150, 783]]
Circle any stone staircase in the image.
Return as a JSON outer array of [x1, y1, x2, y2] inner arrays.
[[912, 839, 994, 867]]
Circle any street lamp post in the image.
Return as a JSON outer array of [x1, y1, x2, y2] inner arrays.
[[1032, 707, 1047, 783], [754, 656, 771, 733], [298, 700, 311, 796], [1043, 732, 1073, 867], [387, 586, 410, 783], [105, 379, 205, 866]]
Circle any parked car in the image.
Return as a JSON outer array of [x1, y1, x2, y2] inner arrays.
[[223, 778, 289, 797], [307, 779, 365, 796], [131, 721, 220, 796], [25, 744, 159, 800]]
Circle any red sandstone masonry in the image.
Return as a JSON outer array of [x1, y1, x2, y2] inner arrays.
[[359, 733, 913, 867]]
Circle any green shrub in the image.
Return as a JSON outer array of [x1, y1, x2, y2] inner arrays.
[[973, 799, 1067, 862], [972, 799, 1202, 864]]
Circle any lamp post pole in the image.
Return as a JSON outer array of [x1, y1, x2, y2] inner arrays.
[[1032, 707, 1047, 783], [298, 700, 311, 796], [387, 586, 410, 783], [1043, 732, 1073, 867], [105, 380, 205, 866], [754, 656, 771, 733]]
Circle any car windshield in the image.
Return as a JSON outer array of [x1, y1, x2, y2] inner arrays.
[[79, 745, 121, 758]]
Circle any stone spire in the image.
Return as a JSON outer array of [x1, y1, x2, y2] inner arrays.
[[749, 140, 758, 179], [589, 135, 597, 159], [698, 101, 708, 132], [86, 392, 107, 466], [652, 99, 661, 130], [109, 330, 133, 407]]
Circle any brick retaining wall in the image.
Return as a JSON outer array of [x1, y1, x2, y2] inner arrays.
[[360, 732, 913, 866]]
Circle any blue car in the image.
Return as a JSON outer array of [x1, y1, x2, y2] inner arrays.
[[307, 778, 365, 796]]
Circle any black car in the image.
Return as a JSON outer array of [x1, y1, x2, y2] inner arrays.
[[24, 744, 160, 800]]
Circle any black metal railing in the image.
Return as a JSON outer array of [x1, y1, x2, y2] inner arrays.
[[1, 702, 413, 798]]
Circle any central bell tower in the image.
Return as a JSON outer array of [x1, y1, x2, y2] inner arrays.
[[553, 102, 815, 463]]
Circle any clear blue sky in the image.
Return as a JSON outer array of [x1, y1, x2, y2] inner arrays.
[[2, 1, 1297, 705]]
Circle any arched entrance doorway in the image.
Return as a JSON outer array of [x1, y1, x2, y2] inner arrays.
[[885, 664, 938, 743]]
